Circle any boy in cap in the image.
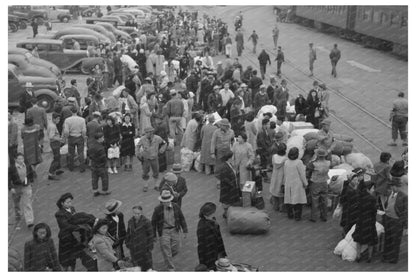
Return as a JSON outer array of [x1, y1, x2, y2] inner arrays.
[[159, 165, 188, 208]]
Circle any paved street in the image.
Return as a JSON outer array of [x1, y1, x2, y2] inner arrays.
[[8, 6, 407, 271]]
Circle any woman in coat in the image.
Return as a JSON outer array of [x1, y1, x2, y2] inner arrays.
[[146, 50, 158, 76], [244, 112, 257, 152], [373, 152, 392, 207], [181, 113, 202, 152], [125, 206, 154, 271], [21, 117, 42, 167], [306, 90, 321, 128], [294, 94, 308, 117], [139, 93, 154, 135], [200, 115, 218, 175], [232, 133, 255, 189], [216, 150, 241, 219], [120, 114, 135, 171], [230, 99, 244, 137], [283, 147, 308, 221], [339, 169, 362, 235], [24, 223, 61, 271], [269, 143, 287, 211], [197, 202, 227, 271], [352, 181, 378, 263], [120, 89, 139, 129], [90, 219, 124, 271], [103, 116, 121, 174]]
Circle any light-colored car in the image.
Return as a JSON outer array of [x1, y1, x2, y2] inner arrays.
[[94, 22, 132, 42], [8, 54, 59, 79], [36, 27, 111, 45], [31, 6, 72, 22], [16, 39, 104, 74], [71, 24, 116, 43]]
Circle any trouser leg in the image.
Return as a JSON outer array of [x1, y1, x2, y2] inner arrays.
[[49, 141, 61, 174], [21, 185, 34, 225], [160, 230, 175, 270], [12, 188, 22, 219]]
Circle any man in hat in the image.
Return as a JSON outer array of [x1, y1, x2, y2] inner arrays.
[[240, 83, 252, 108], [388, 91, 408, 147], [309, 43, 317, 77], [235, 28, 244, 56], [242, 65, 253, 85], [186, 70, 199, 97], [200, 74, 215, 112], [165, 89, 185, 139], [306, 148, 331, 222], [136, 126, 167, 192], [256, 118, 273, 181], [248, 70, 263, 103], [86, 111, 103, 149], [19, 82, 37, 115], [211, 119, 235, 173], [151, 190, 188, 271], [253, 84, 271, 112], [159, 166, 188, 208], [275, 46, 285, 77], [104, 199, 127, 259], [88, 132, 111, 196], [219, 82, 235, 117], [62, 105, 87, 172], [26, 97, 48, 150], [382, 180, 407, 264], [65, 79, 81, 106], [258, 49, 271, 80], [273, 79, 289, 118], [316, 118, 335, 159]]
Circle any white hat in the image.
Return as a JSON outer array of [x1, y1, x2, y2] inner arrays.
[[25, 82, 34, 88], [158, 190, 174, 203], [139, 49, 144, 54]]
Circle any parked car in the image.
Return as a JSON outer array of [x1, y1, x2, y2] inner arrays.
[[8, 54, 59, 79], [102, 15, 128, 26], [8, 64, 61, 112], [60, 34, 100, 50], [31, 6, 72, 22], [8, 15, 19, 33], [8, 14, 29, 29], [16, 39, 104, 74], [94, 22, 132, 42], [36, 27, 111, 45], [8, 47, 62, 79], [71, 24, 116, 43], [80, 6, 102, 17], [8, 5, 48, 25], [111, 8, 149, 19]]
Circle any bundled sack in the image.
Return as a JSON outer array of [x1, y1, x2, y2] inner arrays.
[[333, 163, 354, 172], [332, 141, 354, 156], [333, 134, 354, 143], [205, 112, 222, 125], [180, 147, 194, 172], [331, 155, 341, 168], [291, 129, 319, 139], [193, 152, 203, 172], [227, 207, 271, 234], [305, 139, 318, 153], [344, 153, 374, 172], [328, 168, 349, 194], [286, 135, 305, 159], [283, 121, 314, 133]]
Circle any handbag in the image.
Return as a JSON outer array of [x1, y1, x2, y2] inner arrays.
[[314, 107, 321, 118], [108, 145, 120, 159], [332, 204, 342, 220], [252, 192, 265, 210]]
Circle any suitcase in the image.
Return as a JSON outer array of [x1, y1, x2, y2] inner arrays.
[[227, 207, 271, 234], [242, 181, 256, 208]]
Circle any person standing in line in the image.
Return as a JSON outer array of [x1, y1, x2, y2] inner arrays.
[[165, 89, 185, 139], [225, 33, 233, 57], [388, 91, 408, 146], [382, 180, 407, 264], [103, 116, 120, 174], [159, 172, 188, 208], [136, 126, 167, 192], [24, 223, 61, 271], [329, 43, 341, 77], [86, 111, 103, 149], [275, 46, 285, 78], [9, 153, 35, 228], [104, 199, 127, 259], [308, 43, 317, 77], [126, 205, 154, 271], [21, 116, 42, 170], [62, 105, 86, 172], [272, 25, 279, 49], [248, 30, 259, 54], [258, 49, 271, 80], [269, 143, 287, 211], [200, 115, 217, 175], [88, 132, 111, 196], [306, 148, 330, 222], [120, 114, 135, 171], [235, 29, 244, 57], [26, 98, 48, 152], [197, 202, 227, 271], [151, 190, 188, 272], [256, 118, 273, 175], [47, 113, 64, 181]]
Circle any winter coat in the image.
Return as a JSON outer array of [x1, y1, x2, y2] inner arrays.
[[217, 162, 241, 205], [159, 176, 188, 208], [21, 124, 42, 166], [352, 191, 378, 246], [339, 181, 360, 234], [105, 212, 127, 249], [91, 234, 117, 271], [24, 223, 61, 271], [284, 159, 308, 204], [244, 120, 257, 151], [125, 216, 154, 266], [139, 101, 153, 135], [181, 119, 199, 151], [270, 154, 287, 197], [232, 142, 255, 186], [151, 203, 188, 237], [200, 123, 217, 165], [197, 217, 227, 270]]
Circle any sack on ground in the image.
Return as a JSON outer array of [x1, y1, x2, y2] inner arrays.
[[180, 147, 194, 172], [331, 155, 341, 168], [333, 134, 354, 143], [328, 169, 349, 194], [227, 207, 271, 234], [286, 135, 305, 159], [291, 128, 319, 139], [305, 139, 318, 152], [194, 153, 203, 172], [344, 153, 374, 172], [332, 141, 353, 156]]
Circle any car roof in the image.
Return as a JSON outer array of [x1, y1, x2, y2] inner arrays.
[[16, 39, 63, 45], [60, 34, 99, 41], [9, 47, 30, 55]]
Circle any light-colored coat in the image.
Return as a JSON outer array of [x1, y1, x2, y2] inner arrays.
[[200, 123, 217, 165], [139, 101, 153, 135], [244, 120, 257, 151], [181, 119, 199, 151], [284, 159, 308, 204], [91, 234, 117, 272], [270, 154, 287, 197], [232, 142, 255, 186]]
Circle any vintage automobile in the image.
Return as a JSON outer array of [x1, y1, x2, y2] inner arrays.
[[60, 35, 100, 50], [36, 27, 111, 45], [71, 24, 116, 43], [8, 64, 61, 112], [80, 6, 102, 17], [110, 8, 150, 20], [8, 5, 48, 24], [8, 14, 29, 29], [16, 39, 104, 74], [31, 6, 72, 22], [8, 15, 19, 33], [102, 15, 128, 26], [93, 21, 132, 42], [8, 54, 59, 79]]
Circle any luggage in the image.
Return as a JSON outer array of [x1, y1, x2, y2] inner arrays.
[[284, 121, 314, 133], [328, 168, 349, 194], [180, 148, 194, 172], [193, 153, 203, 172], [291, 128, 319, 139], [333, 134, 354, 143], [332, 141, 353, 156], [344, 153, 374, 172], [252, 192, 265, 210], [227, 207, 271, 234], [305, 139, 318, 152], [286, 135, 305, 159], [333, 163, 354, 173], [331, 154, 341, 168], [242, 181, 256, 207]]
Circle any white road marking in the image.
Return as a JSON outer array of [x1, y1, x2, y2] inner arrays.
[[346, 60, 381, 73]]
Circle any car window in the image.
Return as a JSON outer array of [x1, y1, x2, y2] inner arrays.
[[37, 44, 48, 51], [50, 44, 62, 51]]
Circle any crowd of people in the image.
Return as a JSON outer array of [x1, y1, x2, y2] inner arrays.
[[8, 6, 408, 272]]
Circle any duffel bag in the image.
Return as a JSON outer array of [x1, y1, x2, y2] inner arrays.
[[227, 207, 271, 234], [332, 141, 354, 156], [345, 153, 374, 172], [305, 139, 318, 153], [291, 128, 319, 139], [333, 134, 354, 143], [287, 135, 305, 159]]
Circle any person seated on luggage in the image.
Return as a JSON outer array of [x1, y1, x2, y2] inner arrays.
[[316, 118, 335, 160]]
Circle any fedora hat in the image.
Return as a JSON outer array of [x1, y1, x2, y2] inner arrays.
[[216, 118, 231, 127], [25, 82, 34, 88], [315, 148, 328, 157], [172, 164, 182, 173], [158, 190, 174, 203], [215, 258, 237, 272], [164, 172, 178, 183], [104, 199, 122, 215]]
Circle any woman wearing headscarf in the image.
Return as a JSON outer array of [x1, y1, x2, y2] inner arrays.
[[197, 202, 227, 271]]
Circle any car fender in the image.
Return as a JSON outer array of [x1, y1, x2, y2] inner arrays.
[[34, 88, 59, 100], [79, 57, 105, 70]]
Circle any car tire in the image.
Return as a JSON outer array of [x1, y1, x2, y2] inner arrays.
[[86, 11, 92, 17], [61, 16, 70, 23], [37, 95, 54, 112], [19, 21, 27, 29], [80, 65, 91, 75], [9, 22, 18, 33]]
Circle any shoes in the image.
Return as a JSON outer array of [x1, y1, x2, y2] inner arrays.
[[143, 187, 148, 192], [48, 175, 59, 181], [101, 191, 111, 196], [113, 167, 118, 174], [309, 219, 316, 223], [388, 142, 397, 146], [80, 168, 85, 173], [93, 191, 101, 197], [108, 168, 114, 174], [56, 169, 64, 175]]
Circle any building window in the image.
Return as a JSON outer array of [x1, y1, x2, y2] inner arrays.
[[373, 10, 381, 24], [391, 13, 400, 25], [363, 8, 372, 22], [401, 16, 408, 27]]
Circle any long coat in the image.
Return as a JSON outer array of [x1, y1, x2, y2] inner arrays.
[[217, 162, 241, 205], [139, 101, 153, 135], [339, 181, 360, 234], [211, 128, 235, 171], [244, 120, 257, 151], [284, 159, 308, 204], [200, 123, 217, 165], [352, 191, 378, 246], [181, 119, 198, 151], [125, 216, 153, 270], [270, 154, 287, 197], [91, 234, 117, 271], [197, 217, 227, 270], [55, 207, 81, 267], [21, 124, 42, 166], [232, 142, 254, 186], [104, 212, 127, 259]]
